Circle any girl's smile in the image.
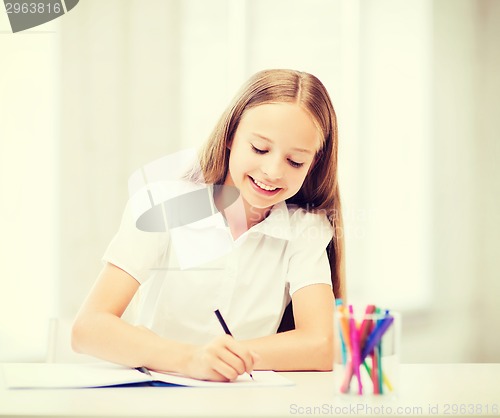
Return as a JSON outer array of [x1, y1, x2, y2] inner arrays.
[[248, 175, 282, 195]]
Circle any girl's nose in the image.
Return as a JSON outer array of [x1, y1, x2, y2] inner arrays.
[[261, 156, 284, 181]]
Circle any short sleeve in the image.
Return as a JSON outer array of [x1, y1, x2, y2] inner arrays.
[[285, 209, 334, 296], [102, 199, 170, 284]]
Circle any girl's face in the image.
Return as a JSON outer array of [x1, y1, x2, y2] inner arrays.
[[225, 102, 322, 222]]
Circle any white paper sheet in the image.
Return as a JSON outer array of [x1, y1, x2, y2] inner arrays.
[[1, 362, 294, 389]]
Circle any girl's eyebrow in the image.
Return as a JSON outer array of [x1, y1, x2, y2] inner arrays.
[[251, 132, 314, 155]]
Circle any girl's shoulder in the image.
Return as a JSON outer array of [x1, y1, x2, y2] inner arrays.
[[285, 203, 334, 240]]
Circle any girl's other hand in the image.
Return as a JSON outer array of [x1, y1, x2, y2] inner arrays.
[[183, 334, 259, 382]]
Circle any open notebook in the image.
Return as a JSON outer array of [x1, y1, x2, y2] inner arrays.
[[1, 362, 294, 389]]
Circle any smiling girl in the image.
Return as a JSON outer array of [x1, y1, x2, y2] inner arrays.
[[72, 69, 345, 382]]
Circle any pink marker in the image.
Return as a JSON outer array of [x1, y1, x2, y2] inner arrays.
[[349, 305, 363, 395]]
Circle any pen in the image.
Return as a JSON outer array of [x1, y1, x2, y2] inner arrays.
[[135, 367, 152, 376], [214, 309, 254, 380]]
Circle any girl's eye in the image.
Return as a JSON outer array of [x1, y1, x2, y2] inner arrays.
[[288, 159, 304, 168], [251, 144, 303, 168], [251, 145, 267, 154]]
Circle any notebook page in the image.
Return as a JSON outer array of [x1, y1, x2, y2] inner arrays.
[[148, 370, 294, 387], [1, 362, 150, 389]]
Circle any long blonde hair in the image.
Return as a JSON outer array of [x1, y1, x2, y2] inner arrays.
[[194, 69, 345, 300]]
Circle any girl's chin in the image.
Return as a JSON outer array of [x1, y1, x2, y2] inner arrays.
[[240, 191, 278, 212], [241, 192, 293, 215]]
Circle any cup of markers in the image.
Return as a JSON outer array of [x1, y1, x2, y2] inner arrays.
[[333, 301, 401, 397]]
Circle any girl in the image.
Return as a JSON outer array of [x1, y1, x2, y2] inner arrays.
[[72, 69, 345, 382]]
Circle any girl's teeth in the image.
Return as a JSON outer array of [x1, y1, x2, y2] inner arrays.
[[253, 178, 277, 191]]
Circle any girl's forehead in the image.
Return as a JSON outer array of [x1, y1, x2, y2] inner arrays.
[[241, 102, 317, 125], [243, 101, 323, 130], [237, 102, 323, 151]]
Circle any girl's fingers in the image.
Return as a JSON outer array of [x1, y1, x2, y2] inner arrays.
[[216, 336, 256, 376], [205, 366, 233, 382], [210, 357, 241, 381], [215, 345, 247, 376], [187, 335, 259, 381]]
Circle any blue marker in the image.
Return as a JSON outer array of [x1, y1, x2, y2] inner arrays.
[[361, 311, 394, 361]]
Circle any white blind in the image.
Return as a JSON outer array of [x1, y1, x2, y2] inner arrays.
[[344, 0, 432, 310], [0, 18, 58, 361]]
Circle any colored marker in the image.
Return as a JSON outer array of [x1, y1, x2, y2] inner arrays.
[[349, 305, 363, 395], [361, 312, 394, 361], [359, 304, 376, 347], [336, 299, 348, 365]]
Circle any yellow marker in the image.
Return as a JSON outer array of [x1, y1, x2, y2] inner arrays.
[[362, 361, 393, 392]]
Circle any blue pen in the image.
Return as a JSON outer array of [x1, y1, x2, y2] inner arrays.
[[135, 367, 152, 376], [214, 309, 254, 380], [361, 311, 394, 361]]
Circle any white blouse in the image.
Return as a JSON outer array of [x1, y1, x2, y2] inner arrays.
[[103, 182, 333, 346]]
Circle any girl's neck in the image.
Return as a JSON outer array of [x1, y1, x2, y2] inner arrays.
[[213, 188, 271, 240]]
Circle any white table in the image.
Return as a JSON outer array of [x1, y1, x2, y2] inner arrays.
[[0, 364, 499, 417]]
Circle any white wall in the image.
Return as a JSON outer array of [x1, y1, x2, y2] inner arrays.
[[57, 1, 183, 320]]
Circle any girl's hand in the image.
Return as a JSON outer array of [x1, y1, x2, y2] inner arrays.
[[182, 334, 259, 382]]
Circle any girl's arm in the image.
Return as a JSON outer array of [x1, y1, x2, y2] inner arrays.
[[243, 283, 334, 371], [71, 262, 257, 381]]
